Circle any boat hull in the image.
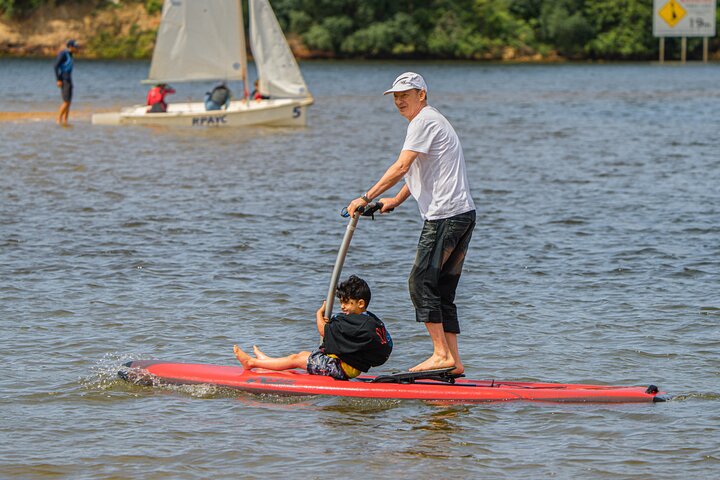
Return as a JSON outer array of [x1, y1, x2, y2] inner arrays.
[[92, 98, 312, 127], [120, 360, 666, 403]]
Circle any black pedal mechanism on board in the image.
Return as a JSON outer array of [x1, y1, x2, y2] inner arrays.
[[372, 367, 464, 384]]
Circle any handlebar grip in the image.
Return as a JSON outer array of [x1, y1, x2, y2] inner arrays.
[[341, 201, 390, 218]]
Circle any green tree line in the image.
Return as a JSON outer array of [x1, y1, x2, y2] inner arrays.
[[273, 0, 719, 59], [2, 0, 719, 60]]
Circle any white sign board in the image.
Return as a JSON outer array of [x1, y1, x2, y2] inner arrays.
[[653, 0, 717, 37]]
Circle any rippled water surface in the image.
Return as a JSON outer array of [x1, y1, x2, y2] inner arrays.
[[1, 59, 719, 478]]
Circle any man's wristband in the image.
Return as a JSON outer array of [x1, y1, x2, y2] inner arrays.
[[360, 194, 370, 203]]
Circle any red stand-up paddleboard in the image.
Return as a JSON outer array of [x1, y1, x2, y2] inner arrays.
[[119, 206, 667, 404], [120, 360, 666, 403]]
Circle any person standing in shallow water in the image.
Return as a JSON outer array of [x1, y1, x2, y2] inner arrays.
[[54, 39, 79, 126], [346, 72, 476, 375]]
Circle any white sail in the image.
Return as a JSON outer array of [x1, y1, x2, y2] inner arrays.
[[93, 0, 313, 127], [249, 0, 311, 99], [146, 0, 246, 84]]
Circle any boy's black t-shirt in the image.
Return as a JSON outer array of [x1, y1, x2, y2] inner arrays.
[[321, 311, 392, 372]]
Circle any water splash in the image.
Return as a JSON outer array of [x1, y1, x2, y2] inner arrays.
[[80, 351, 159, 391]]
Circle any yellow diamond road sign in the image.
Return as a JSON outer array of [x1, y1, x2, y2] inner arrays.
[[659, 0, 686, 27], [653, 0, 716, 37]]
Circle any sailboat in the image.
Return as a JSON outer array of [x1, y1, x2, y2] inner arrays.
[[91, 0, 313, 127]]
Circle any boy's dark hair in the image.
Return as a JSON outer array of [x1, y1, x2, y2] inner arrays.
[[336, 275, 371, 305]]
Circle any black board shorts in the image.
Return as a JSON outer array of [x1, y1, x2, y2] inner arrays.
[[409, 210, 476, 334], [61, 79, 73, 103]]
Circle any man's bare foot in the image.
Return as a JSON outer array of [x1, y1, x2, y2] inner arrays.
[[409, 354, 455, 372], [233, 345, 254, 369], [253, 345, 269, 360]]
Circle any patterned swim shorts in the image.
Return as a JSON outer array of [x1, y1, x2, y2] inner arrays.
[[306, 349, 348, 380]]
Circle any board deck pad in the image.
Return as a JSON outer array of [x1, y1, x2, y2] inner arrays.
[[371, 367, 464, 384]]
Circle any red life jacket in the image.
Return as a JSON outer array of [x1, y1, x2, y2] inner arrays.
[[146, 86, 165, 106]]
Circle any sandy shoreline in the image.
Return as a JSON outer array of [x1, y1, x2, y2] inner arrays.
[[0, 110, 96, 122]]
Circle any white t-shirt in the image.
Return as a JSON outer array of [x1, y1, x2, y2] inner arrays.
[[402, 105, 475, 221]]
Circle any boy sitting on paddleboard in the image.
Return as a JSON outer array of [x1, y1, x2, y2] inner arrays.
[[233, 275, 392, 380]]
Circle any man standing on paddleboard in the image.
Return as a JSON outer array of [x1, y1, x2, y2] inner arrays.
[[346, 72, 476, 374]]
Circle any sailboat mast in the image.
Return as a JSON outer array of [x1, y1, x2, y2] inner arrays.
[[238, 0, 249, 99]]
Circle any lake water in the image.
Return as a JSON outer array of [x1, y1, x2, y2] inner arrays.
[[1, 58, 719, 478]]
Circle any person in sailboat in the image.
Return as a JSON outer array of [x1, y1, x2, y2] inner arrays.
[[346, 72, 476, 375], [251, 79, 270, 101], [53, 39, 79, 126], [205, 82, 232, 111], [146, 83, 175, 113]]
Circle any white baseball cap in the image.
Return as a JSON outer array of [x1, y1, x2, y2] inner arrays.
[[383, 72, 428, 95]]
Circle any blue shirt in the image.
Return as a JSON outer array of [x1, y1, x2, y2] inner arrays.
[[54, 49, 74, 81]]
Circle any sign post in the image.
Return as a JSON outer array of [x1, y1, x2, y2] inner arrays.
[[653, 0, 717, 63]]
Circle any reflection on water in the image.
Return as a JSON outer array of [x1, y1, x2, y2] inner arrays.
[[1, 59, 719, 478]]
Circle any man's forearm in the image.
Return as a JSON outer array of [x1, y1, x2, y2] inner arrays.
[[366, 150, 418, 200], [366, 166, 405, 200], [394, 185, 411, 204]]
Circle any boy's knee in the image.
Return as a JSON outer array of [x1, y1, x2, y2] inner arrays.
[[292, 352, 309, 362]]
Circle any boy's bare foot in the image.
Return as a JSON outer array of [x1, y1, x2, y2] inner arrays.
[[233, 345, 254, 369], [408, 354, 455, 373], [253, 345, 269, 360]]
